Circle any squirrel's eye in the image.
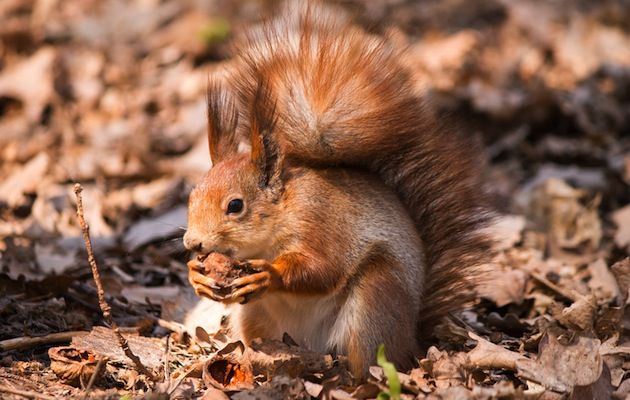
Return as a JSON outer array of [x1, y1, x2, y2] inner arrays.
[[226, 199, 244, 214]]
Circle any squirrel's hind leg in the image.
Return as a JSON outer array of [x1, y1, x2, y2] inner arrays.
[[230, 302, 279, 344], [332, 254, 420, 379]]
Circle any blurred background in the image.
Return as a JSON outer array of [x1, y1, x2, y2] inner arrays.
[[0, 0, 629, 392]]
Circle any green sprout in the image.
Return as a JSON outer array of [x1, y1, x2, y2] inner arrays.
[[376, 344, 401, 400], [198, 18, 231, 46]]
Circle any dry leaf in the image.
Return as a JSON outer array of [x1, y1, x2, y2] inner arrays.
[[48, 346, 102, 387], [350, 383, 381, 398], [0, 152, 49, 207], [516, 333, 602, 393], [200, 387, 230, 400], [231, 375, 306, 400], [407, 30, 480, 90], [555, 295, 597, 331], [602, 338, 625, 388], [487, 214, 526, 251], [588, 259, 621, 303], [570, 364, 614, 400], [472, 381, 521, 398], [610, 258, 630, 303], [203, 338, 335, 391], [613, 378, 630, 399], [528, 178, 602, 257], [0, 47, 57, 121], [124, 205, 187, 250], [409, 367, 433, 394], [434, 385, 474, 400], [120, 285, 181, 304], [612, 205, 630, 251], [553, 17, 630, 82], [203, 343, 255, 391], [481, 268, 528, 306], [304, 381, 323, 397], [467, 332, 527, 370], [422, 347, 465, 389], [34, 242, 75, 275], [71, 326, 164, 369]]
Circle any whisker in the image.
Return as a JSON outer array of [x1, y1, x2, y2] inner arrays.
[[152, 219, 188, 231], [152, 235, 185, 244]]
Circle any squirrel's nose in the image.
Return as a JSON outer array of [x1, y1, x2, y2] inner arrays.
[[183, 232, 203, 252]]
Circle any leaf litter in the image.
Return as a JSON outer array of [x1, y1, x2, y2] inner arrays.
[[0, 0, 629, 398]]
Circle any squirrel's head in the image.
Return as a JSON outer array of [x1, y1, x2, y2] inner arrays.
[[184, 81, 283, 259]]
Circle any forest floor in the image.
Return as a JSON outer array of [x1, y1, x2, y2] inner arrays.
[[0, 0, 629, 398]]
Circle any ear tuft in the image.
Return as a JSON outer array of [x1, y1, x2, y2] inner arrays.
[[207, 81, 240, 164], [250, 78, 281, 188]]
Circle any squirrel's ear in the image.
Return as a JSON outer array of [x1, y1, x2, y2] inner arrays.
[[250, 79, 281, 188], [207, 82, 239, 164]]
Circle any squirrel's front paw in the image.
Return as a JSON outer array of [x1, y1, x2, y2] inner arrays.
[[187, 255, 280, 304], [187, 258, 232, 302], [230, 267, 274, 304]]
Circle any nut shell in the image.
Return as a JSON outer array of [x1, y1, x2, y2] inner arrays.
[[200, 253, 262, 297]]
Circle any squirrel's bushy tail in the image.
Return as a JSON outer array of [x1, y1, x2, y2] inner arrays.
[[229, 2, 495, 336]]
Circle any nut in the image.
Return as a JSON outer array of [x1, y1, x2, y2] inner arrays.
[[200, 253, 261, 297]]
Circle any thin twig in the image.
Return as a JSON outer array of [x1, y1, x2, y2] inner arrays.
[[0, 384, 56, 400], [74, 183, 158, 383], [530, 272, 580, 302], [164, 334, 171, 383], [83, 357, 106, 398], [0, 331, 88, 352], [1, 327, 144, 353]]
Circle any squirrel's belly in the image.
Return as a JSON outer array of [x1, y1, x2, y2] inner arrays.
[[234, 292, 344, 354]]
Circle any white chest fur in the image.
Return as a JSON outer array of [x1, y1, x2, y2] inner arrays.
[[232, 291, 350, 355]]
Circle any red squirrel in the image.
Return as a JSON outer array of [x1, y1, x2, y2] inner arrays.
[[184, 2, 494, 377], [185, 83, 424, 377]]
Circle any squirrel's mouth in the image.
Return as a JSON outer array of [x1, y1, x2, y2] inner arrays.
[[195, 247, 235, 260]]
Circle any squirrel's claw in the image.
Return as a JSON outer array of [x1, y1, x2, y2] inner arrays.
[[187, 258, 203, 271], [188, 257, 278, 304], [189, 269, 229, 301], [231, 271, 273, 304], [188, 262, 231, 302]]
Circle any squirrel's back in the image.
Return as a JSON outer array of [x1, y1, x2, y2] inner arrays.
[[283, 166, 425, 285], [227, 2, 494, 336]]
